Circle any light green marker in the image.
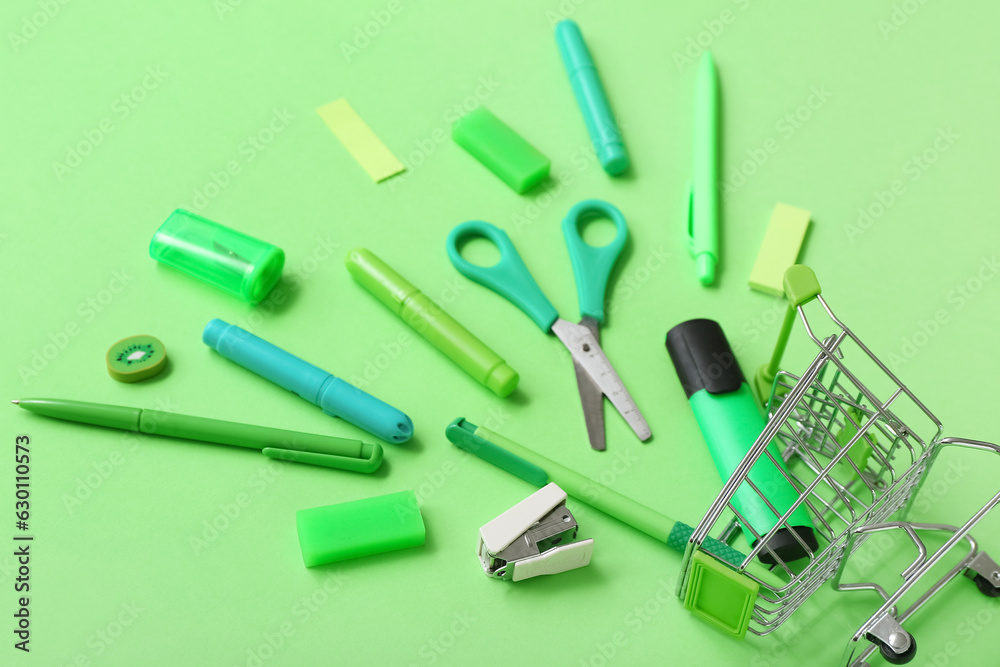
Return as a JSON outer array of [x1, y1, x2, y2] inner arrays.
[[346, 248, 519, 397], [687, 51, 720, 286]]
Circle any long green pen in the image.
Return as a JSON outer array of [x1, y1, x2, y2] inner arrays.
[[12, 398, 383, 473], [445, 418, 746, 566], [687, 51, 720, 286]]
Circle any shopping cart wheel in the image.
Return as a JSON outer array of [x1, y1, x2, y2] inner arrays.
[[865, 631, 917, 665], [972, 574, 1000, 598]]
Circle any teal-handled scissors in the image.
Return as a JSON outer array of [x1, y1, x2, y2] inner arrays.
[[446, 199, 651, 450]]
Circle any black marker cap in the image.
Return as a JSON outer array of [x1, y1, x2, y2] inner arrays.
[[665, 319, 745, 398]]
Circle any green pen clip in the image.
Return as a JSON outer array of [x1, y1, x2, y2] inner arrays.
[[445, 419, 549, 487], [262, 441, 383, 474]]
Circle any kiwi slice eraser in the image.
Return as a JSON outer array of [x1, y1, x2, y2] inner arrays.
[[106, 335, 167, 383]]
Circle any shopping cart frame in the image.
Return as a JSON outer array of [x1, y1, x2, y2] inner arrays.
[[676, 266, 1000, 666]]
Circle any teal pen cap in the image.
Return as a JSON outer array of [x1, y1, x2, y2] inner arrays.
[[555, 20, 629, 175], [203, 319, 413, 443], [687, 51, 720, 286]]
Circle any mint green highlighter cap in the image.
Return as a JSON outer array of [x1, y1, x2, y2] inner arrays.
[[150, 209, 284, 304]]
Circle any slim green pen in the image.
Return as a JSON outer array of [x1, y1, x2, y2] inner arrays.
[[346, 248, 519, 397], [12, 398, 383, 473], [445, 418, 748, 567], [688, 51, 720, 286]]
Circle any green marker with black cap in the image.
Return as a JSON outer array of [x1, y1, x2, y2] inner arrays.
[[666, 319, 818, 565]]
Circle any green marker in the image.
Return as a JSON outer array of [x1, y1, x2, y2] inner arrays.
[[346, 248, 518, 397], [665, 319, 818, 564], [445, 417, 747, 567], [687, 51, 720, 286], [12, 398, 383, 473]]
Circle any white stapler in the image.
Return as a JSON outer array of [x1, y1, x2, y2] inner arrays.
[[477, 483, 594, 582]]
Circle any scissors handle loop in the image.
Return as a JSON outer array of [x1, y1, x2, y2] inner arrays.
[[561, 199, 628, 323], [446, 221, 558, 332]]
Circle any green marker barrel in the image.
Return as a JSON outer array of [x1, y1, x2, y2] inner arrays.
[[666, 319, 818, 565]]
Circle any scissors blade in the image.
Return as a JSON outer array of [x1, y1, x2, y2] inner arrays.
[[552, 318, 652, 442], [573, 317, 605, 451]]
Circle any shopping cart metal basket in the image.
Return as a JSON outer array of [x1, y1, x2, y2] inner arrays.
[[676, 265, 1000, 666]]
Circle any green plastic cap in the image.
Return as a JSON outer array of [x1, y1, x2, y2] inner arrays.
[[782, 264, 821, 307], [485, 363, 519, 397], [296, 490, 425, 567]]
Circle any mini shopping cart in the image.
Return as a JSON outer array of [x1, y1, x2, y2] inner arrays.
[[676, 266, 1000, 666]]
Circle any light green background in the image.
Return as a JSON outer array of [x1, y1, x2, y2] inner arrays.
[[3, 1, 1000, 665]]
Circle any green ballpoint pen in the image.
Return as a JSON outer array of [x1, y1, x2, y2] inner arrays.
[[12, 398, 383, 473], [445, 417, 748, 567], [687, 51, 720, 286]]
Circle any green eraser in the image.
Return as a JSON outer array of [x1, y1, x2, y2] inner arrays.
[[452, 107, 550, 194], [748, 204, 811, 297], [296, 490, 425, 567]]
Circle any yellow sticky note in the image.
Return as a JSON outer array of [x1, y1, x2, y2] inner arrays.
[[317, 99, 405, 183], [748, 203, 811, 297]]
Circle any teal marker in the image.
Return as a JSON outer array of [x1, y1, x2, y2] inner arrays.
[[555, 20, 629, 175], [203, 319, 413, 443], [666, 319, 818, 565], [687, 51, 720, 285]]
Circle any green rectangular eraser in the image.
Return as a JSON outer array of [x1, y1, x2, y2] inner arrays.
[[748, 203, 811, 297], [296, 490, 425, 567], [452, 107, 550, 194]]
